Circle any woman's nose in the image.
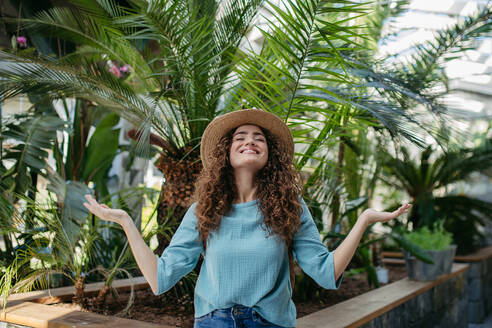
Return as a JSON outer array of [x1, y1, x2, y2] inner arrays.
[[245, 138, 256, 145]]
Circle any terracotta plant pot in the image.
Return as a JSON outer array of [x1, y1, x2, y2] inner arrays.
[[403, 245, 457, 281]]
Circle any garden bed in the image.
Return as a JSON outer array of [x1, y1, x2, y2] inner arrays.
[[2, 264, 469, 327], [2, 265, 407, 328], [51, 265, 407, 327]]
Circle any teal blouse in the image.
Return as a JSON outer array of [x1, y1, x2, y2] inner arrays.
[[155, 198, 342, 327]]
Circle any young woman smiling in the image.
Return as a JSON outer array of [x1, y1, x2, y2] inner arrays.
[[83, 109, 410, 327]]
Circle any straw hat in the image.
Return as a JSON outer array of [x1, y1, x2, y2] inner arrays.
[[200, 109, 294, 169]]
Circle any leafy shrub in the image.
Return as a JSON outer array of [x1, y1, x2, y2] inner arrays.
[[404, 223, 452, 250]]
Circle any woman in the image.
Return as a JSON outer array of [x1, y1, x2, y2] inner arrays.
[[83, 109, 410, 327]]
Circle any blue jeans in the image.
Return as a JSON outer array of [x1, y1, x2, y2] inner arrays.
[[193, 305, 284, 327]]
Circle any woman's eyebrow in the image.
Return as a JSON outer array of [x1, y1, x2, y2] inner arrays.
[[233, 131, 265, 137]]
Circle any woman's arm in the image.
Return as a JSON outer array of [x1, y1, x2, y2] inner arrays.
[[333, 203, 411, 280], [120, 214, 158, 293], [83, 195, 158, 294]]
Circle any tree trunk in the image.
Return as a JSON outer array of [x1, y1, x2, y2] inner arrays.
[[331, 141, 345, 228], [154, 149, 202, 256], [73, 276, 85, 305], [95, 284, 110, 308]]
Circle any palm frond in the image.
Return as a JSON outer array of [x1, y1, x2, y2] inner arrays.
[[397, 6, 491, 95], [435, 195, 492, 253], [389, 232, 434, 263], [435, 140, 492, 187], [359, 0, 410, 52], [1, 113, 66, 201], [0, 52, 157, 129], [233, 0, 365, 115], [14, 4, 155, 89]]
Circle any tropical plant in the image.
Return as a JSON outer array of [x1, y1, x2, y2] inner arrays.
[[319, 1, 492, 285], [404, 222, 452, 251], [0, 189, 161, 310], [86, 186, 179, 309], [0, 111, 66, 204], [357, 3, 492, 149], [1, 0, 268, 255], [0, 96, 129, 265], [291, 0, 491, 290], [0, 111, 67, 273], [382, 141, 492, 254], [0, 196, 98, 307], [51, 99, 122, 199], [1, 0, 490, 302], [0, 99, 151, 308], [0, 0, 459, 256]]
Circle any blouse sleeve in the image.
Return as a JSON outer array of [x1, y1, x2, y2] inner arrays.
[[293, 198, 343, 290], [155, 203, 204, 295]]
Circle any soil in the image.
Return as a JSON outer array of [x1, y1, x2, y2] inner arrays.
[[50, 265, 407, 327]]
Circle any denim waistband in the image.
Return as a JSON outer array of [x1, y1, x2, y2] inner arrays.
[[211, 305, 254, 319]]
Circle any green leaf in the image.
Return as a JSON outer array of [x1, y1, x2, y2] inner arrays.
[[390, 233, 434, 264], [81, 112, 120, 183], [1, 114, 66, 200]]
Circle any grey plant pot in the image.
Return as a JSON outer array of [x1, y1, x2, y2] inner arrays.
[[403, 245, 457, 281]]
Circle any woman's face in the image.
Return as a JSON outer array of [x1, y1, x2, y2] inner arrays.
[[229, 124, 268, 172]]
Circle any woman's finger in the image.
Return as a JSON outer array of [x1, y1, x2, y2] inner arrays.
[[84, 194, 96, 203], [83, 200, 95, 212], [84, 195, 104, 216], [395, 203, 411, 217], [89, 197, 107, 216], [88, 195, 100, 207], [84, 195, 95, 207]]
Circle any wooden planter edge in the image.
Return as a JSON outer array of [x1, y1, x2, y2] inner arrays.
[[6, 276, 149, 304], [2, 262, 473, 328], [297, 263, 469, 328], [0, 301, 173, 328], [1, 276, 166, 328]]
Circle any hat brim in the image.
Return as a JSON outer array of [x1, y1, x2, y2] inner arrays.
[[200, 109, 294, 169]]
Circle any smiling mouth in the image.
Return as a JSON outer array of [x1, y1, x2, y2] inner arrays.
[[240, 149, 259, 154]]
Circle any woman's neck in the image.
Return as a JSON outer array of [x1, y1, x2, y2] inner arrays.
[[233, 169, 257, 203]]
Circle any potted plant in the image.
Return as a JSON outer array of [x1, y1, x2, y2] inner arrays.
[[381, 144, 492, 255], [403, 223, 456, 281]]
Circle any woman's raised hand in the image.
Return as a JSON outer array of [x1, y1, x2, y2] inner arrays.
[[84, 194, 158, 294], [333, 202, 412, 280], [361, 203, 412, 225], [83, 194, 131, 225]]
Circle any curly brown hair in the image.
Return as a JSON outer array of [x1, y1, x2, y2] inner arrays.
[[193, 127, 303, 251]]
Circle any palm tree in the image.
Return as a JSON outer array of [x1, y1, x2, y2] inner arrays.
[[354, 3, 492, 149], [0, 0, 413, 248], [1, 0, 488, 263], [1, 0, 267, 254], [0, 197, 98, 306], [1, 0, 490, 303], [382, 141, 492, 254]]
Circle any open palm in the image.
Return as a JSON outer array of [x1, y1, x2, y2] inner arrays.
[[363, 203, 412, 225], [83, 194, 130, 224]]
